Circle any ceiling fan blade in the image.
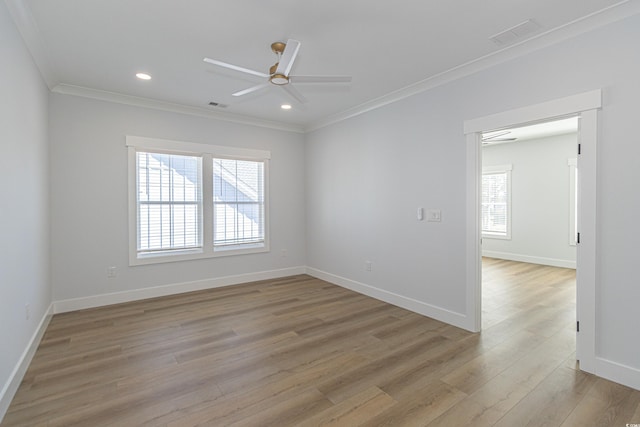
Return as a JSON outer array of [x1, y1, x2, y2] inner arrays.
[[482, 138, 517, 144], [203, 57, 269, 78], [289, 75, 352, 83], [275, 39, 301, 76], [281, 84, 307, 104], [482, 130, 511, 141], [232, 84, 269, 97]]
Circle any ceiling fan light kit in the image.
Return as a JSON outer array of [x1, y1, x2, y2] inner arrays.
[[203, 39, 352, 104]]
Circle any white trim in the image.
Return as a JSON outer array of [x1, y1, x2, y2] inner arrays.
[[482, 164, 513, 173], [465, 132, 482, 333], [127, 138, 271, 266], [0, 303, 53, 423], [4, 0, 59, 88], [305, 267, 474, 332], [482, 251, 576, 269], [594, 357, 640, 391], [464, 89, 600, 372], [126, 135, 271, 160], [52, 84, 305, 134], [52, 267, 306, 314], [464, 90, 602, 134], [575, 109, 598, 372]]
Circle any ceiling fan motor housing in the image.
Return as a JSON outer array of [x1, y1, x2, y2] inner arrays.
[[271, 42, 286, 54], [270, 73, 289, 85]]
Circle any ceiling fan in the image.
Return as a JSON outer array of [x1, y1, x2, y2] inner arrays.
[[203, 39, 352, 104], [482, 130, 517, 144]]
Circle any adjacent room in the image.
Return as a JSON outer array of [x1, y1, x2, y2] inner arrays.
[[2, 0, 640, 425]]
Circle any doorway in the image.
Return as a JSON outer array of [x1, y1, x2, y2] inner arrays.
[[480, 118, 579, 353], [463, 90, 601, 374], [480, 117, 579, 269]]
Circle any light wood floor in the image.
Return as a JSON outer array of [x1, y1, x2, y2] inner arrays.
[[3, 258, 640, 426]]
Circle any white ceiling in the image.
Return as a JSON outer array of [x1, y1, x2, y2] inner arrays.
[[7, 0, 639, 132]]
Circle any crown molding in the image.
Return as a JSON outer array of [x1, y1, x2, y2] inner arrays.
[[305, 0, 640, 133], [7, 0, 639, 134], [4, 0, 58, 89], [51, 84, 305, 133]]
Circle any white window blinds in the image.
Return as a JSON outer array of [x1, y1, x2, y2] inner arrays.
[[482, 165, 512, 238], [213, 158, 265, 247], [136, 152, 202, 254]]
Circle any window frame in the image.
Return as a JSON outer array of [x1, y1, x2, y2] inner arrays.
[[127, 136, 270, 266], [481, 164, 512, 240]]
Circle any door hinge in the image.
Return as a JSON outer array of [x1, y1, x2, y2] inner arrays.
[[578, 143, 581, 155], [577, 321, 580, 332], [577, 232, 580, 244]]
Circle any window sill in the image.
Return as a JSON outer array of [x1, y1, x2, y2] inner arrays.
[[482, 233, 511, 240], [130, 244, 269, 266], [214, 242, 268, 256]]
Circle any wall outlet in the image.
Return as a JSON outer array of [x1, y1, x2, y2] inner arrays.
[[365, 261, 372, 272], [427, 209, 442, 222], [25, 303, 30, 320], [281, 249, 287, 258], [107, 266, 117, 278]]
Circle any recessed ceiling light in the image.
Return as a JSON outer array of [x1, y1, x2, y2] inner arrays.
[[281, 104, 292, 110], [136, 73, 152, 80]]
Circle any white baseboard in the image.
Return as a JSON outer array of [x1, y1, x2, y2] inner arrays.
[[0, 303, 53, 423], [53, 266, 306, 314], [594, 357, 640, 391], [482, 250, 576, 269], [305, 267, 472, 331]]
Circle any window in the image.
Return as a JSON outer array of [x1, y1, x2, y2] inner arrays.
[[213, 158, 265, 250], [127, 136, 270, 265], [137, 152, 202, 253], [482, 164, 512, 239]]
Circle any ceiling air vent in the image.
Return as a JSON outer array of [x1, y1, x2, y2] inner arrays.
[[208, 101, 228, 108], [490, 19, 541, 46]]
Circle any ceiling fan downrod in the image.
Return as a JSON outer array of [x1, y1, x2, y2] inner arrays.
[[269, 42, 289, 85]]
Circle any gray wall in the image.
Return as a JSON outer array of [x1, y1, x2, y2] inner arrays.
[[482, 133, 577, 267], [49, 94, 307, 302], [306, 14, 640, 372], [0, 0, 51, 408]]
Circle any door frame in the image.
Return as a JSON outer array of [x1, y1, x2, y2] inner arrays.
[[463, 89, 601, 373]]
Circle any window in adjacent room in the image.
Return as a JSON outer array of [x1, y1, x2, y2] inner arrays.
[[482, 164, 512, 239], [127, 136, 270, 265]]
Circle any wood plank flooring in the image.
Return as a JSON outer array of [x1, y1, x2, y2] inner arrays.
[[3, 258, 640, 426]]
